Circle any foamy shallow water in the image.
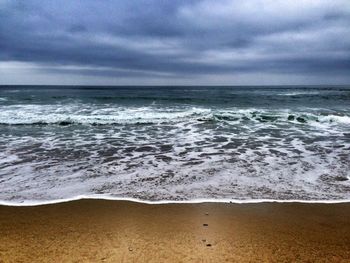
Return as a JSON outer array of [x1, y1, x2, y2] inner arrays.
[[0, 86, 350, 204]]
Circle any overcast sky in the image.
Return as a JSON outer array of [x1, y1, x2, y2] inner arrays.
[[0, 0, 349, 85]]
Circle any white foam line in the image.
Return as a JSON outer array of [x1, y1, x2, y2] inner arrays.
[[1, 195, 350, 207]]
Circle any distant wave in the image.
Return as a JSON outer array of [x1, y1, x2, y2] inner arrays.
[[277, 92, 320, 96]]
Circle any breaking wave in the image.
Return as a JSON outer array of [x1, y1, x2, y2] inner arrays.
[[0, 104, 349, 126]]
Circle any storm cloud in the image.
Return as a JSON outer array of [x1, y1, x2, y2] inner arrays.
[[0, 0, 349, 85]]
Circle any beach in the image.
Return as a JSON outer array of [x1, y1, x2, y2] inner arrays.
[[1, 0, 350, 261], [1, 200, 350, 262]]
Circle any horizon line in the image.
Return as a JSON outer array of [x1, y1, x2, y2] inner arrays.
[[1, 84, 349, 87]]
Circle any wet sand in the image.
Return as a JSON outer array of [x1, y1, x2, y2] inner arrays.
[[1, 200, 350, 262]]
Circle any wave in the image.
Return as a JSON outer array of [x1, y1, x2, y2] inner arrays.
[[90, 96, 213, 103], [277, 92, 320, 96], [0, 106, 209, 125], [1, 195, 350, 207], [0, 105, 349, 126]]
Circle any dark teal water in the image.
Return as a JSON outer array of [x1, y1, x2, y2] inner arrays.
[[0, 86, 349, 204], [1, 85, 350, 109]]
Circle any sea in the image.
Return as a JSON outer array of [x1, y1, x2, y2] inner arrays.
[[0, 85, 349, 205]]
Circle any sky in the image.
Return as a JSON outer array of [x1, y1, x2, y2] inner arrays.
[[0, 0, 349, 85]]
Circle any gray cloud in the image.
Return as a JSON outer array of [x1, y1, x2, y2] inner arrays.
[[0, 0, 349, 85]]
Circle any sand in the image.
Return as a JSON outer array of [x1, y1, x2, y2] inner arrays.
[[1, 200, 350, 262]]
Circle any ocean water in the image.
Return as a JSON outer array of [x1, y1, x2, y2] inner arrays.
[[0, 85, 350, 204]]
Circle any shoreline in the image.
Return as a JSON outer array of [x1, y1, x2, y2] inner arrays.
[[2, 195, 350, 207], [1, 199, 350, 262]]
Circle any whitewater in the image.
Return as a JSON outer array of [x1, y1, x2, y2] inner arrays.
[[0, 85, 349, 205]]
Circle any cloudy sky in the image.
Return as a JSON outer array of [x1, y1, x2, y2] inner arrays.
[[0, 0, 349, 85]]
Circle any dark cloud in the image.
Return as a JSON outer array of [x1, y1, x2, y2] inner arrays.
[[0, 0, 349, 84], [68, 24, 87, 34]]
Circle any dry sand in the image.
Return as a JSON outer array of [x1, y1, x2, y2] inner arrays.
[[1, 200, 350, 262]]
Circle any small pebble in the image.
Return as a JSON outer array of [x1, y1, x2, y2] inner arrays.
[[203, 223, 208, 227], [206, 244, 212, 247]]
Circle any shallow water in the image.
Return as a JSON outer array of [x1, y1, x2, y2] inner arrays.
[[0, 85, 350, 204]]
